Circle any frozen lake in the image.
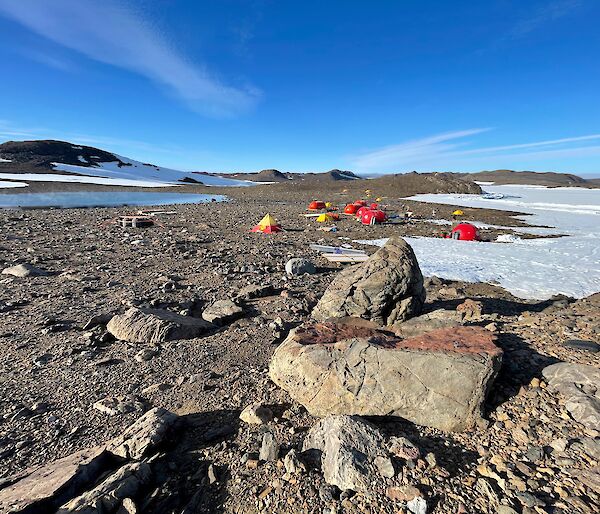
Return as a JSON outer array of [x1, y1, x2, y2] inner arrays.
[[356, 184, 600, 300], [0, 191, 225, 209]]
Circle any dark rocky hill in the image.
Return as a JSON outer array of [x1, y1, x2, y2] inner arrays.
[[458, 169, 597, 188], [0, 140, 123, 172]]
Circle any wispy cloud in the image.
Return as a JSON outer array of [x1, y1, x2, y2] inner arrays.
[[352, 129, 491, 169], [353, 128, 490, 169], [351, 129, 600, 172], [509, 0, 583, 39], [0, 0, 260, 117]]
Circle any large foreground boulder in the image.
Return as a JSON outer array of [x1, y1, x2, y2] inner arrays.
[[107, 307, 212, 344], [311, 237, 425, 325], [269, 322, 502, 431], [303, 415, 393, 492], [542, 362, 600, 430]]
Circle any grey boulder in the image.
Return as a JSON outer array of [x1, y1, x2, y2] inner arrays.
[[311, 237, 425, 325], [270, 321, 502, 432], [302, 415, 393, 492], [542, 362, 600, 430], [107, 307, 212, 344], [285, 258, 316, 276]]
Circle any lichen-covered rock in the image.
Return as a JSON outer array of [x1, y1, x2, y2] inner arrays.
[[270, 321, 502, 432], [302, 415, 393, 492], [311, 237, 425, 325], [542, 362, 600, 430], [107, 307, 212, 344]]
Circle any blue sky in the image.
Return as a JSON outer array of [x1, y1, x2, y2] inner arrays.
[[0, 0, 599, 175]]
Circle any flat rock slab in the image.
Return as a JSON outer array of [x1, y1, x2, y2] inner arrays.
[[107, 307, 213, 344], [1, 263, 48, 277], [0, 446, 109, 513], [311, 237, 425, 325], [542, 362, 600, 430], [270, 321, 502, 432], [562, 339, 599, 353]]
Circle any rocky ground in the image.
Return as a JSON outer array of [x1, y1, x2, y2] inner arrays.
[[0, 181, 598, 514]]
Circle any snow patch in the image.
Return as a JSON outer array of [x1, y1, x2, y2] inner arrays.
[[0, 158, 12, 163], [0, 180, 28, 189], [77, 155, 88, 163], [356, 185, 600, 300], [0, 172, 174, 188]]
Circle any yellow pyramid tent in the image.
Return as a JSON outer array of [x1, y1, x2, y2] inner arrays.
[[251, 213, 282, 233], [316, 213, 333, 223]]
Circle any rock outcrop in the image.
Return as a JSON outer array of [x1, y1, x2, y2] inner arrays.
[[0, 408, 177, 514], [107, 307, 212, 344], [269, 322, 502, 431], [311, 237, 425, 325], [542, 362, 600, 430], [302, 415, 393, 492]]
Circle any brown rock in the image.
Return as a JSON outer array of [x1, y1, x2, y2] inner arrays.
[[269, 322, 502, 431]]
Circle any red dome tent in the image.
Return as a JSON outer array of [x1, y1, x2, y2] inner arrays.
[[361, 209, 387, 225], [344, 204, 358, 215], [308, 201, 326, 211], [450, 223, 480, 241], [355, 206, 371, 218]]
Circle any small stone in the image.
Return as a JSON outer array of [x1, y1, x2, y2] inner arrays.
[[239, 404, 273, 425], [285, 258, 316, 276], [386, 485, 421, 501], [2, 263, 48, 278], [135, 348, 159, 362], [246, 459, 259, 469], [389, 436, 420, 460], [259, 432, 279, 462], [283, 449, 306, 474], [202, 300, 243, 326], [374, 455, 395, 478], [208, 464, 218, 484], [407, 496, 427, 514]]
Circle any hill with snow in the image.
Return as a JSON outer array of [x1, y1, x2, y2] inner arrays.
[[0, 140, 256, 188]]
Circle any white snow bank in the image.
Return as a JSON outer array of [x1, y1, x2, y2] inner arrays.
[[0, 180, 28, 189], [52, 155, 258, 187], [356, 185, 600, 300], [0, 172, 175, 188]]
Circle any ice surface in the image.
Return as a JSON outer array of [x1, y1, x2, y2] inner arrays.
[[356, 185, 600, 300], [0, 191, 224, 209]]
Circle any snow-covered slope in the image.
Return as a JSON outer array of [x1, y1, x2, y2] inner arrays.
[[51, 155, 257, 187], [356, 185, 600, 300]]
